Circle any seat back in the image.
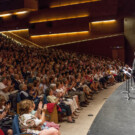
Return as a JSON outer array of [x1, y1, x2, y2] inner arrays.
[[0, 129, 5, 135], [46, 104, 58, 123], [12, 115, 21, 135], [17, 93, 21, 103], [43, 95, 48, 104]]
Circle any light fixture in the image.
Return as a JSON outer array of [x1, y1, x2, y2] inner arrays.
[[30, 31, 89, 38], [0, 29, 28, 33], [30, 15, 89, 23], [0, 13, 11, 17], [91, 20, 116, 24], [14, 11, 28, 15], [50, 0, 100, 8]]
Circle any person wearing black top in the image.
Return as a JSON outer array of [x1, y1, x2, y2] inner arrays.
[[19, 83, 29, 100]]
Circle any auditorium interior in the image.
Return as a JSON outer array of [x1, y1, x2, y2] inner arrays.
[[0, 0, 135, 135]]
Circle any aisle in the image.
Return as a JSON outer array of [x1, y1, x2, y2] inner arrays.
[[60, 83, 123, 135]]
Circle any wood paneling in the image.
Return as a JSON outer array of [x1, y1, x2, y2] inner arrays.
[[112, 48, 125, 62], [29, 19, 123, 47], [38, 0, 100, 9], [49, 0, 100, 8], [30, 0, 117, 23], [52, 35, 125, 61], [124, 17, 135, 65], [30, 31, 90, 46], [0, 0, 37, 13], [90, 19, 124, 35], [29, 18, 89, 35]]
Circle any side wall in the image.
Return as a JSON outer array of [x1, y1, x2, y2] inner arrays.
[[52, 35, 125, 62]]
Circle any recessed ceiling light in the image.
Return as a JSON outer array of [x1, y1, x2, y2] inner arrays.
[[14, 11, 28, 15]]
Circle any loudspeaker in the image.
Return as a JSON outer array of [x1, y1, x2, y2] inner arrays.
[[46, 21, 53, 28]]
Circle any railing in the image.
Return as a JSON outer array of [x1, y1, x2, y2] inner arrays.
[[124, 75, 135, 100]]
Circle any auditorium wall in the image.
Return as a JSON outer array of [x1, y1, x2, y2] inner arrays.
[[52, 35, 125, 62], [124, 17, 135, 65], [30, 19, 123, 46]]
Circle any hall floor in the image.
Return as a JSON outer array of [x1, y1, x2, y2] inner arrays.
[[60, 82, 123, 135]]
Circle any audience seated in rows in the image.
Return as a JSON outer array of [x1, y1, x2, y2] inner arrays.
[[0, 33, 131, 135]]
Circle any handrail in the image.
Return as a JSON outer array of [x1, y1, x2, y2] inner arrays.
[[3, 32, 43, 48]]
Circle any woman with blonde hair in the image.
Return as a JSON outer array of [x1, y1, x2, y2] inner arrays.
[[19, 99, 60, 135]]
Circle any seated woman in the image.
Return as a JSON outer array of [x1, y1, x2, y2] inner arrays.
[[0, 94, 13, 135], [46, 88, 75, 123], [56, 81, 79, 119], [19, 99, 60, 135]]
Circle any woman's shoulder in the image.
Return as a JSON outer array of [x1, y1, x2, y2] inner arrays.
[[19, 113, 35, 119]]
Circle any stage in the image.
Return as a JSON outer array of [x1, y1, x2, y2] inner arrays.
[[87, 81, 135, 135]]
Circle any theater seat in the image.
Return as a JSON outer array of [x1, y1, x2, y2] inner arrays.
[[45, 104, 58, 123], [12, 115, 32, 135], [0, 129, 5, 135]]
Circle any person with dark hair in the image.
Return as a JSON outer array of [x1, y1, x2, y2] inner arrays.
[[46, 88, 75, 123]]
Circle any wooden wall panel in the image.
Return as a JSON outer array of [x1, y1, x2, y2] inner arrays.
[[30, 0, 117, 23], [0, 0, 24, 12], [0, 0, 37, 13], [124, 17, 135, 65], [29, 18, 89, 35], [52, 35, 125, 62], [30, 31, 90, 46], [29, 19, 123, 47], [49, 0, 100, 8], [90, 19, 124, 36]]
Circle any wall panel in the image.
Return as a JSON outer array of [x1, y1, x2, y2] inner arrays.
[[29, 18, 89, 35], [52, 35, 125, 62]]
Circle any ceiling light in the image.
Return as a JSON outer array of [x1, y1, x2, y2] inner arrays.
[[0, 13, 11, 17]]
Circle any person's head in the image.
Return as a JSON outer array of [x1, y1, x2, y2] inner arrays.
[[19, 83, 27, 91], [27, 83, 35, 96], [14, 74, 19, 80], [0, 94, 6, 108], [41, 78, 46, 84], [45, 88, 53, 96], [27, 83, 34, 91], [50, 83, 56, 91], [0, 76, 7, 84], [19, 99, 34, 115], [56, 81, 60, 88], [33, 80, 40, 87]]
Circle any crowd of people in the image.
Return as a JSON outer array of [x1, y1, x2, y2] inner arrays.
[[0, 33, 132, 135]]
